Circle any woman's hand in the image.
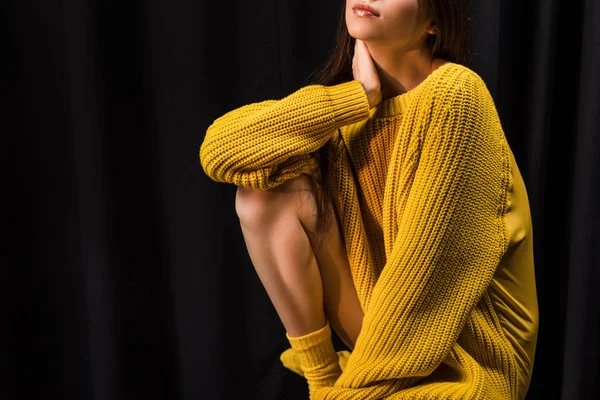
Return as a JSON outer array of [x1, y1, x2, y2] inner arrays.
[[352, 39, 382, 109]]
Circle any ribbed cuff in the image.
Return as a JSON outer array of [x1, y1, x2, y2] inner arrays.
[[323, 80, 371, 127], [285, 321, 342, 391]]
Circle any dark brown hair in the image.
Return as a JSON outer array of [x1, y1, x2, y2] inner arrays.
[[305, 0, 473, 249]]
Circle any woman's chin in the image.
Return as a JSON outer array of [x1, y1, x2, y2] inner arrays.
[[349, 32, 375, 42], [347, 27, 379, 42]]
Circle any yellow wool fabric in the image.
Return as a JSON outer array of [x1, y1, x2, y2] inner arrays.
[[200, 63, 539, 399], [285, 322, 342, 397]]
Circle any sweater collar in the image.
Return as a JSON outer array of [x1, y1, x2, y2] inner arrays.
[[368, 61, 455, 119]]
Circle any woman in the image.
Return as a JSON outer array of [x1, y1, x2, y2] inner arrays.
[[199, 0, 539, 398]]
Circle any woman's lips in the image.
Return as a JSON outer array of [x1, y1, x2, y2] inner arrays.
[[352, 3, 379, 17], [354, 8, 376, 16]]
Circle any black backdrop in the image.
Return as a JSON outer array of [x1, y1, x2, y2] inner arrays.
[[3, 0, 599, 399]]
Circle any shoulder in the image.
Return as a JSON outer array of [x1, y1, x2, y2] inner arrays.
[[407, 62, 503, 143], [421, 63, 504, 144], [414, 62, 499, 134], [431, 63, 493, 108]]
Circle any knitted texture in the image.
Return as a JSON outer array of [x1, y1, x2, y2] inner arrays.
[[200, 62, 538, 399], [280, 347, 351, 377], [285, 322, 342, 398]]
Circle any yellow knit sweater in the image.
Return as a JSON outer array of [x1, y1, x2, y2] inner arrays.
[[199, 62, 539, 399]]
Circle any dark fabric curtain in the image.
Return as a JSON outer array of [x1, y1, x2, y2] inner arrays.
[[3, 0, 599, 399]]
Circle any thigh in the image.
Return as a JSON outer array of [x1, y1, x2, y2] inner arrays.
[[294, 175, 364, 351]]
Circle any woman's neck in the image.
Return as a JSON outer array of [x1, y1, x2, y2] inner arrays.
[[363, 42, 446, 100]]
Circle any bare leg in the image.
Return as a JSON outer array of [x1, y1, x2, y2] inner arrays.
[[235, 174, 364, 347], [235, 176, 327, 337], [296, 186, 364, 351]]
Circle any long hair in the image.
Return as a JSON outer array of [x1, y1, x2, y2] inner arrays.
[[305, 0, 473, 250]]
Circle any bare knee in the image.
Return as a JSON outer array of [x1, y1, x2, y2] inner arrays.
[[235, 174, 316, 230], [234, 186, 276, 227]]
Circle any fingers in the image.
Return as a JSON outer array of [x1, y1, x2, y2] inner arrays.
[[351, 38, 381, 109]]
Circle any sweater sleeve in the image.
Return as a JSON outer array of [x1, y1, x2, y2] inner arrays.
[[199, 80, 371, 190], [315, 73, 511, 399]]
